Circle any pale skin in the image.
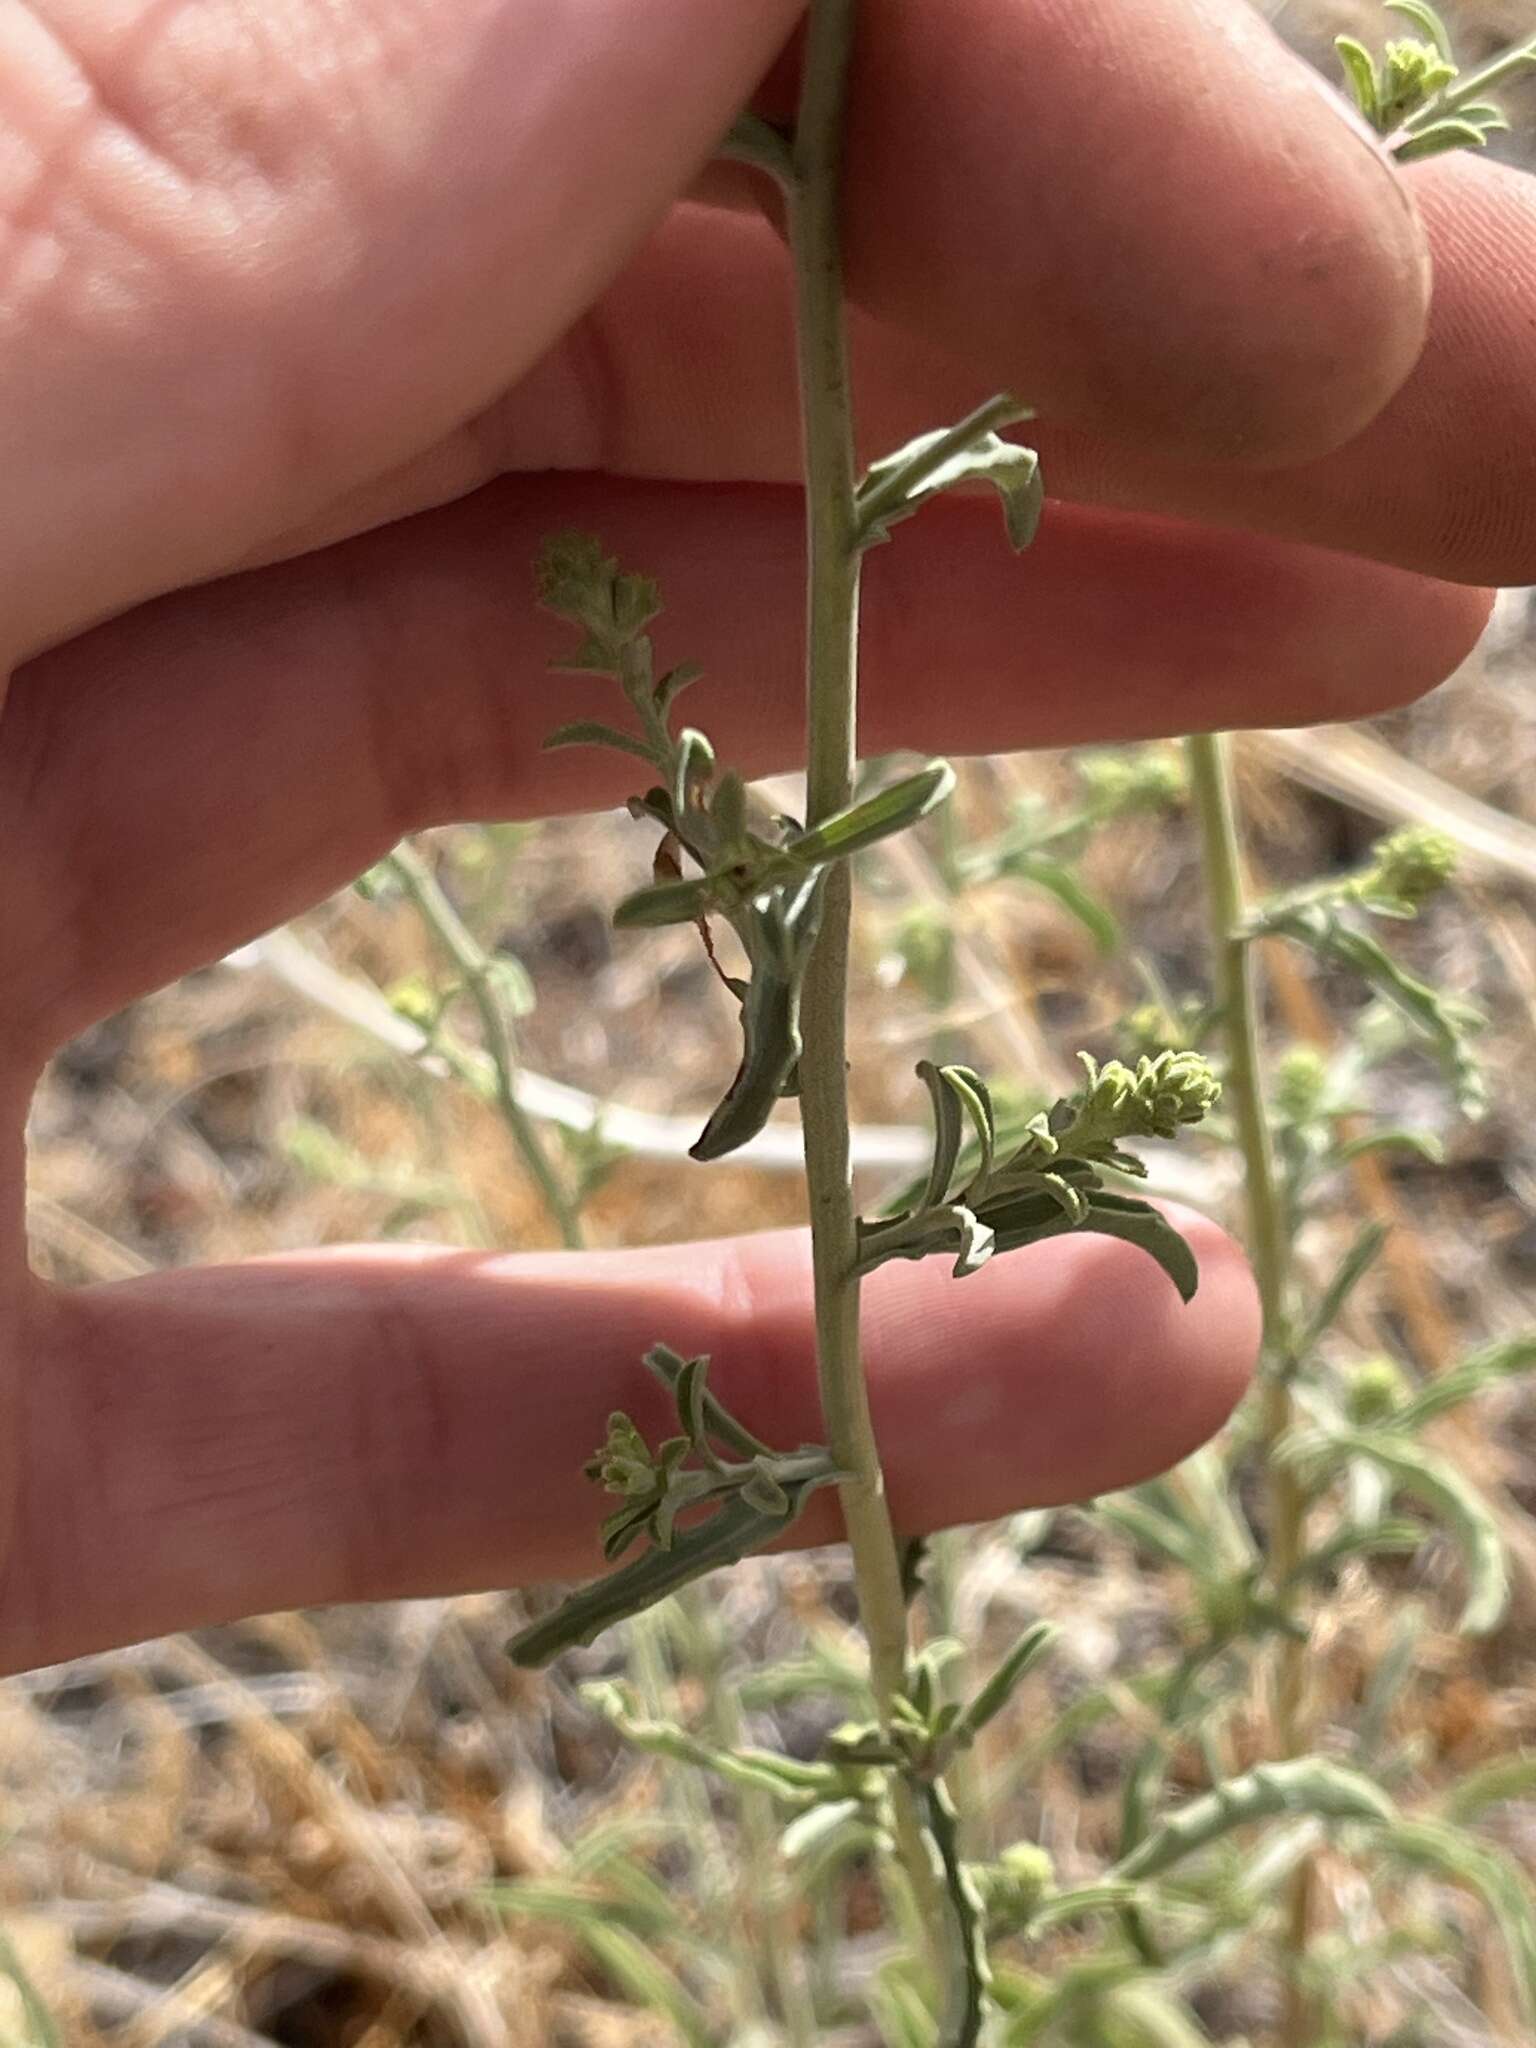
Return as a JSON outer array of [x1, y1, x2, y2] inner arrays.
[[0, 0, 1531, 1676]]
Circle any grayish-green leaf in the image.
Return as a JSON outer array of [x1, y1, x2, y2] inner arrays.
[[1385, 0, 1455, 60], [1377, 1816, 1536, 2022], [1250, 898, 1484, 1114], [916, 1059, 968, 1211], [613, 873, 717, 929], [1015, 855, 1123, 954], [1334, 35, 1380, 121], [1393, 117, 1491, 159], [1295, 1220, 1390, 1360], [1110, 1759, 1396, 1884], [856, 398, 1041, 553], [1395, 1335, 1536, 1429], [583, 1680, 856, 1808], [543, 719, 660, 765], [1347, 1425, 1506, 1633], [507, 1468, 838, 1665], [946, 1623, 1057, 1752], [786, 759, 957, 866], [1441, 1753, 1536, 1826], [690, 871, 827, 1161]]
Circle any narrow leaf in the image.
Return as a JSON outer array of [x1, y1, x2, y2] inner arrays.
[[1378, 1817, 1536, 2022], [1111, 1758, 1396, 1883], [944, 1065, 998, 1197], [507, 1476, 834, 1664], [1384, 0, 1455, 61], [1256, 901, 1484, 1114], [947, 1622, 1057, 1751], [644, 1342, 775, 1459], [858, 423, 1044, 552], [1014, 855, 1122, 954], [1295, 1219, 1389, 1360], [1334, 36, 1381, 123], [613, 873, 717, 929], [988, 1189, 1201, 1303], [1442, 1754, 1536, 1826], [1331, 1127, 1443, 1170], [653, 660, 703, 715], [1393, 117, 1491, 160], [543, 719, 659, 764], [1396, 1335, 1536, 1429], [670, 726, 715, 823], [786, 759, 957, 866], [916, 1058, 967, 1211], [583, 1680, 852, 1805], [1318, 1425, 1509, 1634], [690, 876, 826, 1161]]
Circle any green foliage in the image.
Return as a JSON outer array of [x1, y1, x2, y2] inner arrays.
[[1335, 2, 1532, 159], [923, 745, 1189, 964], [537, 533, 966, 1162], [1109, 1759, 1397, 1884], [507, 1348, 844, 1664], [1245, 828, 1485, 1115], [856, 399, 1042, 553], [859, 1051, 1217, 1293], [476, 12, 1536, 2044]]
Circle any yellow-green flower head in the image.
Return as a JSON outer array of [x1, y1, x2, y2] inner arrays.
[[586, 1412, 658, 1497], [1371, 825, 1458, 907], [1275, 1046, 1331, 1125], [1346, 1356, 1411, 1426], [1071, 1050, 1220, 1145], [1379, 38, 1457, 126]]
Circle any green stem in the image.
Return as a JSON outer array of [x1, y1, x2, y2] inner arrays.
[[627, 1603, 768, 2035], [1185, 730, 1313, 2045], [788, 0, 953, 1971], [1399, 36, 1536, 130], [790, 0, 908, 1750], [690, 1593, 820, 2047], [386, 841, 584, 1249]]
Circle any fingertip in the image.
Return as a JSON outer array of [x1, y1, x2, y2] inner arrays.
[[845, 0, 1432, 468], [838, 1209, 1258, 1531]]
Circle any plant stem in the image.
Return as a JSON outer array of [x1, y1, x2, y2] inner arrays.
[[386, 841, 584, 1249], [627, 1603, 768, 2035], [788, 0, 951, 1959], [1185, 730, 1313, 2045], [790, 0, 909, 1748]]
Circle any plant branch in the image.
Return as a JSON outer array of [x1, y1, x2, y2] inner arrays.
[[789, 0, 908, 1740], [1185, 730, 1313, 2046], [385, 841, 584, 1249], [788, 0, 955, 1978]]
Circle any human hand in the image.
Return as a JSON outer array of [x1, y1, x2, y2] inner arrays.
[[1, 0, 1528, 1674]]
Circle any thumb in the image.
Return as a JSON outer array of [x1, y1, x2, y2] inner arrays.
[[0, 0, 800, 664]]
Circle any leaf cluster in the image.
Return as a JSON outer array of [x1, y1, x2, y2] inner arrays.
[[507, 1347, 844, 1666], [538, 535, 959, 1162], [1336, 1, 1533, 161], [1244, 826, 1484, 1116], [860, 1050, 1219, 1295]]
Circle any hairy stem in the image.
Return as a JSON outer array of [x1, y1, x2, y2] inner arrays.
[[386, 842, 584, 1249], [790, 0, 907, 1745], [1185, 731, 1313, 2044], [789, 0, 952, 1962]]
